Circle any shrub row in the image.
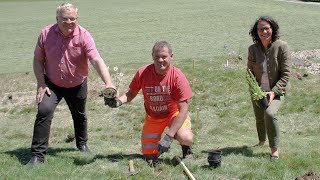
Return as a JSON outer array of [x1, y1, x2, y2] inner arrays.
[[300, 0, 320, 2]]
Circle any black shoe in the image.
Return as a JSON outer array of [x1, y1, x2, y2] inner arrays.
[[143, 154, 158, 167], [181, 145, 196, 159], [78, 144, 91, 153], [25, 156, 44, 168]]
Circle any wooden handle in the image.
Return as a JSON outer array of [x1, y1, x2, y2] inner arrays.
[[129, 160, 135, 175], [174, 156, 195, 180]]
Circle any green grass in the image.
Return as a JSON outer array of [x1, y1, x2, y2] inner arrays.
[[0, 0, 319, 74], [0, 0, 320, 179]]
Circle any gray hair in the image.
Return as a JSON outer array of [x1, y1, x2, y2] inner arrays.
[[152, 41, 173, 55], [56, 3, 78, 17]]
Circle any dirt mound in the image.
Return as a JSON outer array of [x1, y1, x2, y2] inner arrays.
[[296, 171, 320, 180]]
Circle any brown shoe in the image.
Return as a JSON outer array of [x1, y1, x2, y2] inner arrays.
[[253, 141, 265, 147]]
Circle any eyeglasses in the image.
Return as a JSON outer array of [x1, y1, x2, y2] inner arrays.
[[59, 16, 77, 22], [258, 27, 271, 32]]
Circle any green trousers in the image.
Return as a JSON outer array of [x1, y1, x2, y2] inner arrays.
[[252, 95, 284, 148]]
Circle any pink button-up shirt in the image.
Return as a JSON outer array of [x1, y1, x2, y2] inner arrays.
[[34, 24, 100, 88]]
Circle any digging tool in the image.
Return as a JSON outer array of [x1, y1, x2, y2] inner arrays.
[[129, 160, 135, 176], [174, 156, 196, 180]]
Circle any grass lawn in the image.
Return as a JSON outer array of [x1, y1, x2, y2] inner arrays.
[[0, 0, 319, 179]]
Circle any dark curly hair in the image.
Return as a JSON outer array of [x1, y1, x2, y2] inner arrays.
[[249, 16, 280, 43]]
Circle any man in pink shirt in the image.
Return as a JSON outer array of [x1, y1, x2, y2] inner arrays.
[[26, 3, 115, 167], [105, 41, 194, 165]]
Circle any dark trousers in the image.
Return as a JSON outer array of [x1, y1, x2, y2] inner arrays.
[[31, 77, 88, 160]]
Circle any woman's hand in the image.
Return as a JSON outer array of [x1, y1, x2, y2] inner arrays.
[[266, 91, 276, 105]]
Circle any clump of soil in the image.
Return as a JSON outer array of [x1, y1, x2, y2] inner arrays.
[[296, 171, 320, 180]]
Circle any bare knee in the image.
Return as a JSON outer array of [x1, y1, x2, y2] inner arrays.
[[177, 132, 193, 145]]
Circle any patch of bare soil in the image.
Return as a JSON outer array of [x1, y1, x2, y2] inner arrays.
[[0, 91, 34, 108], [296, 171, 320, 180]]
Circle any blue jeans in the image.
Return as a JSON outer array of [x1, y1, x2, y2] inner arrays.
[[252, 95, 284, 148], [31, 77, 88, 160]]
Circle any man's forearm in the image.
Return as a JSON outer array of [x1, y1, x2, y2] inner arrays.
[[118, 90, 138, 104], [91, 57, 113, 86], [167, 113, 187, 137], [33, 58, 46, 87]]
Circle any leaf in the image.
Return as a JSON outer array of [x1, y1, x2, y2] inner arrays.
[[246, 68, 266, 100]]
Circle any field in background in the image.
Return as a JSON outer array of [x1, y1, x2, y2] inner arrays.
[[0, 0, 319, 73], [0, 0, 319, 179]]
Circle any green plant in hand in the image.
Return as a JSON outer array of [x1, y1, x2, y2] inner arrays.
[[246, 68, 266, 101]]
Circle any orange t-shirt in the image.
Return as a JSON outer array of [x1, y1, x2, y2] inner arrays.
[[129, 64, 192, 118]]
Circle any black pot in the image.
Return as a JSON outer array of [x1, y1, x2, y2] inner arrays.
[[207, 149, 222, 168], [256, 97, 269, 109]]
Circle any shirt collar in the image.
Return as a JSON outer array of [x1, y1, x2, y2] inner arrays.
[[259, 40, 274, 51]]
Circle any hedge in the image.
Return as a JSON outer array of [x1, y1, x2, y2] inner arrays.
[[300, 0, 320, 2]]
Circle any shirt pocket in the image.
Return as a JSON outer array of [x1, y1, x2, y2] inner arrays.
[[68, 46, 82, 59]]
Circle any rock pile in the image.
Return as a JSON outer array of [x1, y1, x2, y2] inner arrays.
[[291, 49, 320, 76]]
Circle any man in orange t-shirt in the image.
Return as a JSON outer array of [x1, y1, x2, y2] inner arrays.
[[105, 41, 194, 163]]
